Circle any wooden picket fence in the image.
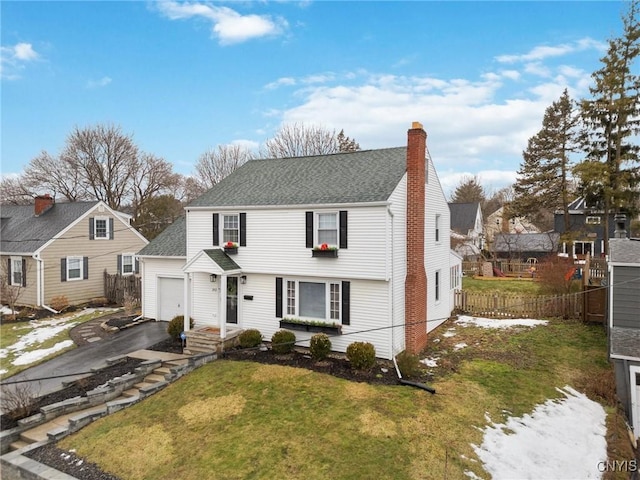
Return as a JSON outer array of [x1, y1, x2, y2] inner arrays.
[[454, 290, 583, 320], [103, 271, 141, 305]]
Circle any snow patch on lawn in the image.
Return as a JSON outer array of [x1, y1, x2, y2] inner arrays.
[[456, 315, 548, 329], [420, 357, 439, 368], [442, 329, 457, 338], [454, 342, 467, 351], [471, 386, 607, 480], [1, 305, 16, 316], [12, 340, 74, 366]]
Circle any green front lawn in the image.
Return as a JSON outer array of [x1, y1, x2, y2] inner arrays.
[[60, 318, 627, 480]]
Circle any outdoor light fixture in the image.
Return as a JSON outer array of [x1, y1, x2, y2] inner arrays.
[[240, 275, 247, 284], [210, 274, 217, 283]]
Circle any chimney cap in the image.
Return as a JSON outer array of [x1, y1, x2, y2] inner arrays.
[[411, 121, 423, 130]]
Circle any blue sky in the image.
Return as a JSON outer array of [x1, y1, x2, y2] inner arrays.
[[1, 1, 629, 196]]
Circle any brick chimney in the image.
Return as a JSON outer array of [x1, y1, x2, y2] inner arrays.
[[34, 194, 54, 216], [405, 122, 428, 355]]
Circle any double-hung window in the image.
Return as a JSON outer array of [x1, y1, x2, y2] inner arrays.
[[223, 214, 239, 244], [67, 256, 83, 281], [121, 254, 134, 275], [286, 280, 341, 322], [94, 217, 109, 239], [435, 215, 441, 243], [10, 257, 23, 286], [317, 213, 338, 246]]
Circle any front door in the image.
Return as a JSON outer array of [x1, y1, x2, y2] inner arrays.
[[226, 276, 238, 324]]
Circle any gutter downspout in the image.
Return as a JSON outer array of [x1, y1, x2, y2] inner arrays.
[[388, 205, 395, 360]]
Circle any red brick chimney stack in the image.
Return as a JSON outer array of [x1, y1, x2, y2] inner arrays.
[[405, 122, 428, 354], [34, 194, 54, 216]]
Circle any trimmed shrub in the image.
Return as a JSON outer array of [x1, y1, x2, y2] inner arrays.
[[167, 315, 194, 341], [271, 329, 296, 354], [239, 329, 263, 348], [309, 333, 332, 360], [396, 350, 421, 378], [346, 341, 376, 370]]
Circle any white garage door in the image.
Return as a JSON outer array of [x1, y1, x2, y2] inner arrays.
[[158, 277, 184, 321]]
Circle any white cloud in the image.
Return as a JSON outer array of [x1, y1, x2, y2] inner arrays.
[[496, 37, 605, 64], [1, 42, 40, 79], [86, 76, 112, 89], [231, 139, 260, 151], [155, 1, 288, 45], [264, 77, 297, 90]]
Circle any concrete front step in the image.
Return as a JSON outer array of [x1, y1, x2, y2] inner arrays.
[[154, 366, 172, 376], [9, 439, 30, 451], [122, 388, 140, 398], [144, 374, 166, 383], [133, 382, 157, 390], [19, 406, 105, 444], [184, 346, 216, 355]]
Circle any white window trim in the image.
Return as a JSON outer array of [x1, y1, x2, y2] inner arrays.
[[222, 213, 240, 244], [585, 216, 601, 225], [10, 256, 23, 286], [94, 216, 110, 240], [67, 256, 84, 281], [284, 278, 341, 323], [121, 253, 135, 276], [315, 211, 339, 247]]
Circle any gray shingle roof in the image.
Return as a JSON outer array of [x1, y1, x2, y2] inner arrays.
[[448, 202, 480, 233], [203, 249, 240, 271], [609, 238, 640, 264], [188, 147, 408, 207], [494, 233, 560, 253], [0, 202, 98, 254], [137, 215, 186, 257]]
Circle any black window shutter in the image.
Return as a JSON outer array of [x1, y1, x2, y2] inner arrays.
[[7, 258, 11, 284], [61, 258, 67, 282], [240, 213, 246, 247], [339, 210, 348, 249], [22, 259, 27, 287], [89, 218, 95, 240], [305, 211, 314, 248], [83, 257, 89, 279], [109, 218, 114, 240], [275, 277, 283, 318], [213, 213, 219, 246], [117, 255, 122, 274], [342, 281, 350, 325], [135, 258, 140, 274]]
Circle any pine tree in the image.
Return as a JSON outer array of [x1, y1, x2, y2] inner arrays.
[[337, 129, 360, 152], [576, 0, 640, 254], [451, 175, 485, 204], [512, 89, 580, 231]]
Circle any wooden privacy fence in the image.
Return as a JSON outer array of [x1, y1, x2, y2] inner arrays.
[[454, 290, 583, 320], [104, 271, 141, 305]]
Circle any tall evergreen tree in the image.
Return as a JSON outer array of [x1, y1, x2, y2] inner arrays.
[[450, 175, 485, 204], [575, 0, 640, 254], [512, 89, 580, 233]]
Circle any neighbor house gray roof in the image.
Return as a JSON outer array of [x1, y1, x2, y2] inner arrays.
[[609, 238, 640, 264], [448, 202, 480, 234], [188, 147, 408, 207], [493, 232, 560, 253], [0, 202, 98, 254], [137, 215, 186, 257]]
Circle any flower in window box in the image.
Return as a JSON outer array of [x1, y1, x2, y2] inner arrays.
[[312, 243, 337, 251], [224, 241, 239, 249]]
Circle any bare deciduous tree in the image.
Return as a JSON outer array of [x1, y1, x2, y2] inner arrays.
[[131, 153, 182, 218], [261, 123, 359, 158], [62, 124, 139, 210], [0, 176, 34, 205], [23, 150, 86, 201], [195, 144, 253, 190]]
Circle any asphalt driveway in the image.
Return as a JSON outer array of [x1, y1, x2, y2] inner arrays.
[[0, 320, 169, 403]]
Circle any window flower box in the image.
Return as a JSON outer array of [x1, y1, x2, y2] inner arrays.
[[279, 318, 342, 335], [312, 243, 338, 258], [224, 241, 238, 255]]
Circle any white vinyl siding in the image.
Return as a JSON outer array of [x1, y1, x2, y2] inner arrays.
[[187, 206, 388, 280]]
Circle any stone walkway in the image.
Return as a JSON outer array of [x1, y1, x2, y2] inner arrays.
[[68, 311, 151, 347]]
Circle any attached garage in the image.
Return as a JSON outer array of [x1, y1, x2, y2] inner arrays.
[[157, 277, 184, 321]]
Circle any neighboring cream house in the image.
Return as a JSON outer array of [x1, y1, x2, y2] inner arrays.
[[138, 123, 462, 358], [1, 195, 148, 310]]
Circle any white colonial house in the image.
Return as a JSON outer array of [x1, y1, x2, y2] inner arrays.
[[137, 122, 462, 359]]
